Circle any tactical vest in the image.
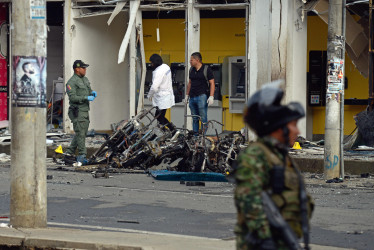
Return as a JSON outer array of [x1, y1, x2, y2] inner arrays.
[[250, 141, 313, 238]]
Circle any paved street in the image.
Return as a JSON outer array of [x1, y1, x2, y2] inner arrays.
[[0, 163, 373, 249]]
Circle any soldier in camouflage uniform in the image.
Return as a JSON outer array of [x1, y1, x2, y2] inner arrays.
[[234, 81, 314, 250], [65, 60, 97, 164]]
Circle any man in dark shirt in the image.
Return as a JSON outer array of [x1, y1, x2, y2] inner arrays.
[[185, 52, 215, 134]]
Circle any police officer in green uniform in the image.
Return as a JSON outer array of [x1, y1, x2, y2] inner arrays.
[[234, 81, 314, 250], [65, 60, 97, 164]]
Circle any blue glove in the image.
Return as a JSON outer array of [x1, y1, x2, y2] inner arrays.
[[87, 96, 95, 101], [91, 91, 97, 98]]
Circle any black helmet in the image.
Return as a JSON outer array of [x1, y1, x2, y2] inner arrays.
[[244, 80, 305, 136]]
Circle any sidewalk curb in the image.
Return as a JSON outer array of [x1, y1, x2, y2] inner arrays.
[[0, 226, 356, 250], [0, 226, 234, 250], [292, 157, 374, 174]]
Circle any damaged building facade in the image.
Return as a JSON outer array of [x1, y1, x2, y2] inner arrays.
[[0, 0, 370, 141]]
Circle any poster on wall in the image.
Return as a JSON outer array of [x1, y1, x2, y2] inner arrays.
[[327, 57, 344, 94], [30, 0, 46, 20], [12, 56, 47, 108], [0, 3, 7, 121]]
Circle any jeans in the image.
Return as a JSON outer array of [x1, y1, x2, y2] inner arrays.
[[189, 94, 208, 134]]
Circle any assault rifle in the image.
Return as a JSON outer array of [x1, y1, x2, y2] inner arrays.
[[261, 191, 303, 250]]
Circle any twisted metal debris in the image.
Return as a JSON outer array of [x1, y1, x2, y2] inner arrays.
[[73, 108, 246, 174]]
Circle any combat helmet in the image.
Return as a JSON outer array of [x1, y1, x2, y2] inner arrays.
[[244, 80, 305, 137]]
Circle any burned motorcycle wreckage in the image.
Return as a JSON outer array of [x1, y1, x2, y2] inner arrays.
[[63, 108, 246, 174]]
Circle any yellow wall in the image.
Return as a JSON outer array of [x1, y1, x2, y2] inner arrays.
[[143, 18, 246, 131], [143, 16, 367, 134], [143, 19, 186, 63], [307, 16, 368, 135], [143, 18, 246, 63]]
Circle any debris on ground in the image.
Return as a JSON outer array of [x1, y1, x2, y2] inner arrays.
[[0, 153, 10, 163], [346, 230, 364, 235], [0, 223, 11, 228], [326, 178, 344, 183], [360, 173, 370, 178], [303, 172, 374, 189], [57, 108, 246, 176]]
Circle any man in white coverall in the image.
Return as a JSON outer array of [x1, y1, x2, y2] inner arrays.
[[147, 54, 176, 132]]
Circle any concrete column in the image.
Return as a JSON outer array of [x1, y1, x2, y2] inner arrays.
[[324, 0, 346, 180], [63, 0, 74, 133], [136, 9, 146, 114], [248, 0, 272, 140], [184, 0, 200, 130], [249, 0, 272, 94], [10, 0, 47, 228], [271, 0, 308, 138], [187, 0, 200, 58], [129, 1, 137, 118]]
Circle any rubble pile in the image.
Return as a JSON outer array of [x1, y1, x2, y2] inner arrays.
[[0, 153, 10, 163], [86, 108, 246, 175]]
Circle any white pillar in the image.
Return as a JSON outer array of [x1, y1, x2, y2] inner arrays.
[[248, 0, 272, 140], [136, 9, 146, 114], [63, 0, 74, 133], [187, 0, 200, 58], [128, 0, 137, 118], [184, 0, 200, 130], [271, 0, 308, 138], [249, 0, 272, 94], [286, 0, 308, 138]]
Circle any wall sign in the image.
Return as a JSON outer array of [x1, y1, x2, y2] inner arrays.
[[30, 0, 46, 20]]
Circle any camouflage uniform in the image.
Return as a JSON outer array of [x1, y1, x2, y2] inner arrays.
[[234, 136, 314, 250]]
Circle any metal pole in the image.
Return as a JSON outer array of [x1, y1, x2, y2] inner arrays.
[[369, 0, 374, 110], [324, 0, 346, 180], [10, 0, 47, 227]]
